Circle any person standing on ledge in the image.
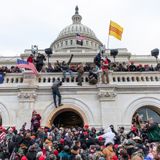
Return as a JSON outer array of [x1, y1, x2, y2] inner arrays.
[[51, 80, 63, 108]]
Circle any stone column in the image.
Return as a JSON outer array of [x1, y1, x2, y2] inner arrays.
[[97, 87, 118, 129], [17, 71, 38, 130]]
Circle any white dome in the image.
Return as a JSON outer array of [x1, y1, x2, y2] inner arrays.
[[58, 23, 96, 39], [51, 6, 102, 52]]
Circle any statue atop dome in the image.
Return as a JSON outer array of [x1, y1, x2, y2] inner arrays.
[[75, 6, 79, 14], [72, 6, 82, 24]]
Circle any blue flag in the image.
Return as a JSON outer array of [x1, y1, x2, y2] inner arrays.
[[0, 73, 4, 84]]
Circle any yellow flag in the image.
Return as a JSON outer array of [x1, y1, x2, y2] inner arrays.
[[109, 20, 123, 40]]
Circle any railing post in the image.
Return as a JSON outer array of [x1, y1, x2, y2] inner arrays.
[[98, 71, 103, 84], [108, 70, 113, 84], [23, 71, 37, 85]]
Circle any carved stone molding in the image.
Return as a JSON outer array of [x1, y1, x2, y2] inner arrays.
[[17, 91, 37, 102], [98, 90, 117, 101]]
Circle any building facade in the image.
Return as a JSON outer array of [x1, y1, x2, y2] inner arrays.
[[0, 7, 160, 130]]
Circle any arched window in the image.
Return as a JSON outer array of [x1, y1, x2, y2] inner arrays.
[[134, 107, 160, 123]]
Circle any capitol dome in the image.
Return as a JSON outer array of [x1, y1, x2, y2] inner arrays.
[[51, 6, 102, 52]]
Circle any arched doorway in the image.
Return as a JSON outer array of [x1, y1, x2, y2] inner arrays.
[[52, 110, 84, 128], [133, 106, 160, 123]]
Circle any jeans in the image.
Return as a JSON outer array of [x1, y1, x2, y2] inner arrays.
[[63, 69, 73, 80], [52, 90, 61, 107]]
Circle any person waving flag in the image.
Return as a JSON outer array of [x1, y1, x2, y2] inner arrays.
[[16, 59, 38, 75]]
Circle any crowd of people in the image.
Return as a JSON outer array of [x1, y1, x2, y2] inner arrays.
[[0, 110, 160, 160], [1, 52, 160, 85], [1, 53, 160, 74]]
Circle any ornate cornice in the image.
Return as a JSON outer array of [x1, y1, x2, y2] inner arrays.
[[17, 91, 37, 102], [98, 90, 117, 101]]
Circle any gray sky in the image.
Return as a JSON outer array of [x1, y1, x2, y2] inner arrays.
[[0, 0, 160, 56]]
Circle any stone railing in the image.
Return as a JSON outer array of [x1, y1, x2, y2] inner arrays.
[[38, 72, 89, 84], [2, 71, 160, 85], [107, 71, 160, 84], [3, 72, 89, 85], [4, 73, 24, 84]]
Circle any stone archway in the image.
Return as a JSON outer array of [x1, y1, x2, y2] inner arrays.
[[52, 109, 84, 128], [133, 106, 160, 123], [46, 104, 88, 127], [42, 98, 95, 127], [45, 105, 88, 127], [122, 97, 160, 124], [0, 103, 10, 127]]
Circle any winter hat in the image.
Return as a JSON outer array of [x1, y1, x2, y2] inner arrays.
[[53, 150, 59, 156], [60, 138, 65, 144], [112, 155, 118, 160], [84, 124, 89, 129], [38, 155, 45, 160], [21, 155, 28, 160], [98, 136, 103, 142]]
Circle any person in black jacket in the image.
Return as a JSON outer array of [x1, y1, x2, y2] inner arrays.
[[35, 53, 46, 72], [52, 80, 63, 108]]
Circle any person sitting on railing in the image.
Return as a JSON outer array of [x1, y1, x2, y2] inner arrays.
[[57, 54, 74, 81], [101, 56, 111, 83], [88, 70, 98, 85], [77, 63, 84, 86], [53, 62, 62, 72]]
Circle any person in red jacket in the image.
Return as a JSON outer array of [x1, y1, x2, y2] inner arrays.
[[101, 56, 111, 83], [31, 110, 41, 133], [27, 54, 35, 63]]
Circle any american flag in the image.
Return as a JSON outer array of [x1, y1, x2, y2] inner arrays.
[[0, 131, 6, 144], [76, 33, 85, 41], [16, 59, 38, 75]]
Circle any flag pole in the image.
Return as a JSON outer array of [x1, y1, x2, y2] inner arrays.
[[107, 35, 110, 49], [107, 20, 111, 49]]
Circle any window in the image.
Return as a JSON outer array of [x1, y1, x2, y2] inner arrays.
[[65, 41, 68, 46], [70, 40, 73, 45], [135, 107, 160, 123]]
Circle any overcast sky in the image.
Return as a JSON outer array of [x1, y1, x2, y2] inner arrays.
[[0, 0, 160, 56]]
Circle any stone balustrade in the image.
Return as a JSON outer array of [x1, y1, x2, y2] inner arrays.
[[2, 71, 160, 85], [107, 71, 160, 84], [38, 72, 89, 84], [4, 73, 24, 84]]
